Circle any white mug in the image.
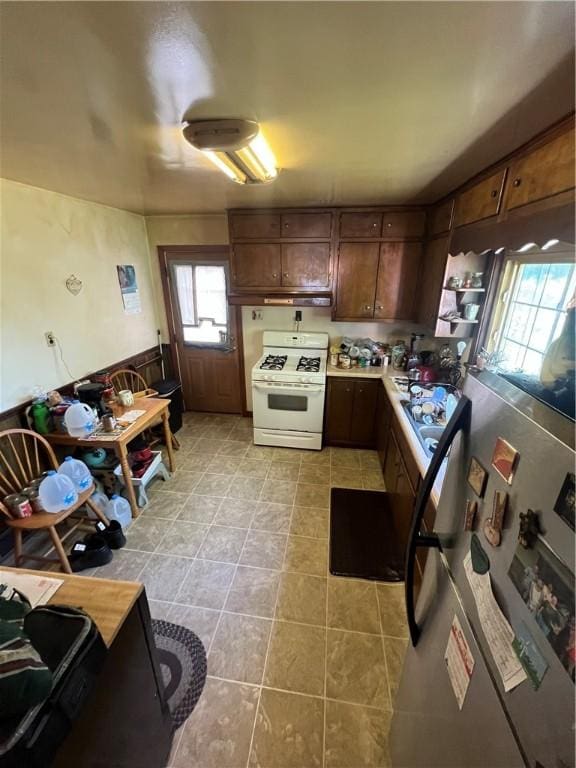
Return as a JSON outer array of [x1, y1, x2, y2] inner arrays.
[[118, 389, 134, 407]]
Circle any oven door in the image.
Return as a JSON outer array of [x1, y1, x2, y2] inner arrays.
[[252, 381, 325, 433]]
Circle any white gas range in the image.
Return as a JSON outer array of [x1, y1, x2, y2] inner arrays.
[[252, 331, 329, 450]]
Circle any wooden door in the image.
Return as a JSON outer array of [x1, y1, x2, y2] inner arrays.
[[160, 248, 244, 414], [231, 244, 281, 288], [325, 379, 354, 443], [335, 242, 379, 319], [381, 211, 426, 238], [229, 213, 280, 239], [429, 199, 454, 236], [281, 243, 330, 288], [505, 126, 575, 210], [350, 380, 379, 445], [417, 235, 449, 328], [339, 212, 382, 237], [453, 169, 507, 227], [374, 242, 422, 320], [281, 212, 332, 238]]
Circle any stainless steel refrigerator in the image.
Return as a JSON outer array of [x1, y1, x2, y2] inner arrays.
[[390, 371, 575, 768]]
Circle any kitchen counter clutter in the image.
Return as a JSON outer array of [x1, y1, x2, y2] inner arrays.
[[327, 363, 386, 378]]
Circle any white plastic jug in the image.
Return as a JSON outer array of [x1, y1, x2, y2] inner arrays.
[[39, 470, 78, 513], [58, 456, 93, 492], [89, 490, 109, 518], [64, 401, 96, 438], [105, 494, 132, 529]]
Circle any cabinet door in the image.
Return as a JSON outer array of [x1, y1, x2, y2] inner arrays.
[[394, 458, 417, 553], [281, 243, 330, 288], [429, 199, 454, 236], [505, 126, 575, 210], [335, 243, 379, 319], [453, 169, 507, 227], [382, 211, 426, 238], [231, 244, 281, 288], [281, 212, 332, 238], [417, 235, 449, 328], [340, 212, 382, 237], [376, 383, 392, 469], [350, 380, 379, 446], [374, 242, 422, 320], [325, 379, 354, 443], [384, 429, 400, 492], [229, 213, 281, 239]]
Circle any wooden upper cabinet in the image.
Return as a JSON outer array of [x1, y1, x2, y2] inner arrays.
[[374, 242, 422, 320], [429, 199, 454, 236], [382, 211, 426, 238], [229, 213, 281, 239], [340, 212, 383, 237], [505, 126, 575, 211], [231, 244, 281, 287], [453, 169, 507, 227], [280, 212, 332, 238], [281, 243, 330, 288], [335, 242, 379, 318], [417, 235, 449, 328]]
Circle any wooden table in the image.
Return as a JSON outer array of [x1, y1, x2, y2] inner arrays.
[[0, 567, 173, 767], [45, 397, 175, 519]]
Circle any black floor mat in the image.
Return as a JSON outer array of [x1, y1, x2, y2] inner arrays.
[[330, 487, 405, 582]]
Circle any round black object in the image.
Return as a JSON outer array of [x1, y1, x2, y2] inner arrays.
[[76, 383, 104, 404]]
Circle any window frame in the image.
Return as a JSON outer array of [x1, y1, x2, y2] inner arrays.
[[170, 259, 231, 349], [486, 247, 576, 376]]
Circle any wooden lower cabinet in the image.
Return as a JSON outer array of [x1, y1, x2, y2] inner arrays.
[[325, 377, 379, 447]]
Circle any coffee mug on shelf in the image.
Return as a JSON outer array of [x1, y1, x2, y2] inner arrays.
[[118, 390, 134, 407]]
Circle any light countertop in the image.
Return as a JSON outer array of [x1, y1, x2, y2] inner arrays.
[[327, 363, 446, 506]]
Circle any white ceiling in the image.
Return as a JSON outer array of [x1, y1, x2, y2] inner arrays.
[[0, 1, 574, 214]]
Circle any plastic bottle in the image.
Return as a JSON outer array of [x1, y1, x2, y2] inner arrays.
[[58, 456, 93, 492], [63, 401, 96, 438], [30, 399, 53, 434], [38, 470, 78, 513], [87, 490, 109, 519], [105, 494, 132, 529]]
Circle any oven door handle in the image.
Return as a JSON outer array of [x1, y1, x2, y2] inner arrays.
[[253, 383, 324, 393]]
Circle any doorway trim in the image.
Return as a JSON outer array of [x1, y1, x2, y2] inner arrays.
[[157, 245, 248, 415]]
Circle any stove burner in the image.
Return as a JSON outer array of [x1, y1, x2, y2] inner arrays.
[[260, 355, 287, 370], [297, 356, 321, 372]]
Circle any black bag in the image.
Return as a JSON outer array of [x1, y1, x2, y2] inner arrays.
[[0, 605, 107, 768]]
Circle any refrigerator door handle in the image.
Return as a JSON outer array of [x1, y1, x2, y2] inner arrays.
[[405, 394, 472, 646]]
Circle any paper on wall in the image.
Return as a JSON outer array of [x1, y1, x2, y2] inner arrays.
[[445, 615, 475, 710], [463, 552, 527, 692]]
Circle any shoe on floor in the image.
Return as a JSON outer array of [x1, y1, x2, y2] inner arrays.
[[95, 520, 126, 550], [69, 534, 113, 572]]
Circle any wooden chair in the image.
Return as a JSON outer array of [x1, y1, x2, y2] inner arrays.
[[110, 368, 179, 450], [0, 429, 108, 574], [109, 368, 158, 399]]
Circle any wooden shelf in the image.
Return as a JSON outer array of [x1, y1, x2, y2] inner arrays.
[[438, 317, 479, 324], [443, 287, 486, 293]]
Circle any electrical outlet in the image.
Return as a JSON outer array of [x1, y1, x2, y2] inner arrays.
[[45, 331, 56, 347]]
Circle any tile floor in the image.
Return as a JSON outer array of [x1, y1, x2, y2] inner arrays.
[[31, 412, 408, 768]]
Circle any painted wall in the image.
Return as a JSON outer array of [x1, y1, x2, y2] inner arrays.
[[0, 179, 158, 410], [145, 214, 229, 340], [241, 305, 431, 410]]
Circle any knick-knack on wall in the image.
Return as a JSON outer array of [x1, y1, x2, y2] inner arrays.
[[65, 274, 83, 295]]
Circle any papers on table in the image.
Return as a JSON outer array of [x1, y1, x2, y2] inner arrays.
[[463, 552, 527, 692], [116, 409, 146, 425], [0, 571, 63, 607]]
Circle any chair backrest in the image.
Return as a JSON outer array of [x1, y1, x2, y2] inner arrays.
[[0, 430, 59, 518], [110, 368, 149, 396]]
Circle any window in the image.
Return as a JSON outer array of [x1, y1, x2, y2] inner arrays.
[[172, 263, 229, 345], [488, 243, 575, 379]]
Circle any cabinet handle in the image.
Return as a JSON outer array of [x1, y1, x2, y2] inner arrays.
[[345, 388, 351, 393], [364, 305, 372, 310], [513, 178, 522, 187], [283, 272, 289, 278], [272, 273, 278, 278], [284, 223, 289, 228], [358, 388, 363, 393], [376, 305, 383, 310], [386, 222, 392, 228], [372, 222, 378, 228], [490, 189, 498, 198]]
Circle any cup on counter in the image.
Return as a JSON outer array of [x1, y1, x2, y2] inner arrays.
[[329, 352, 339, 367], [339, 354, 351, 369], [118, 390, 134, 407]]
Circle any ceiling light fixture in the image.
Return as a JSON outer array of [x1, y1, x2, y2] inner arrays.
[[182, 118, 278, 184]]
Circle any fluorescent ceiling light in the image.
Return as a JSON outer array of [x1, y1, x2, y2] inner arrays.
[[518, 242, 537, 252], [542, 239, 560, 250], [183, 118, 278, 184]]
